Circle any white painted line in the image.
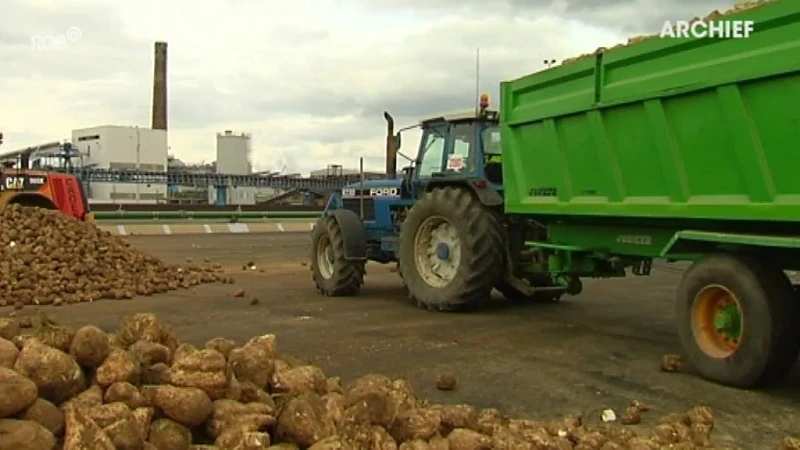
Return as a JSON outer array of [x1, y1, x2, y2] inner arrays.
[[204, 224, 213, 233], [117, 225, 127, 235], [162, 224, 172, 234], [276, 223, 285, 232], [228, 223, 250, 233]]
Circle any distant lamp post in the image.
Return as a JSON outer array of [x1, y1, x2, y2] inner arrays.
[[544, 59, 557, 68]]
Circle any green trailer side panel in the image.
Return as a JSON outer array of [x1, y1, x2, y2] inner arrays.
[[501, 0, 800, 222]]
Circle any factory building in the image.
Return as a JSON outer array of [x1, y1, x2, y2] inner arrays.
[[71, 125, 168, 204], [206, 130, 279, 206], [216, 131, 251, 174]]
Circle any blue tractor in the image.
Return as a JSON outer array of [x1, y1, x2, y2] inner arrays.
[[310, 95, 576, 310]]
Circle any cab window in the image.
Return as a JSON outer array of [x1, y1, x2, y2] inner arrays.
[[448, 123, 475, 172], [417, 125, 447, 177], [482, 126, 501, 155]]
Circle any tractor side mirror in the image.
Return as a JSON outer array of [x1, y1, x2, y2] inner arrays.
[[394, 132, 402, 149]]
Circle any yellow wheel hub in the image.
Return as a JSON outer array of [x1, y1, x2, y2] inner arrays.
[[692, 284, 744, 359]]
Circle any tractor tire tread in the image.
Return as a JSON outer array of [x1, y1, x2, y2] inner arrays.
[[751, 263, 800, 385]]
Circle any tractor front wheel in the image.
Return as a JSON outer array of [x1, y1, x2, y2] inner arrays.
[[310, 216, 365, 296], [398, 187, 504, 311], [676, 253, 800, 388]]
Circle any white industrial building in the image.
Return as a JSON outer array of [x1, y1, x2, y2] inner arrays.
[[208, 130, 279, 205], [71, 125, 168, 204], [216, 131, 252, 174], [5, 125, 298, 206]]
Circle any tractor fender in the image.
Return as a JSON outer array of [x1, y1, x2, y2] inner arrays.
[[427, 179, 503, 206], [323, 191, 340, 213], [330, 209, 367, 260]]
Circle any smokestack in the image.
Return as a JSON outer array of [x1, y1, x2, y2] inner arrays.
[[151, 41, 167, 130]]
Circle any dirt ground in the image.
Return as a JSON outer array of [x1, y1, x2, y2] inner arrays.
[[4, 233, 800, 448]]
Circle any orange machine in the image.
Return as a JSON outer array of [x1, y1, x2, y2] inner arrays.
[[0, 169, 94, 222], [0, 133, 94, 222]]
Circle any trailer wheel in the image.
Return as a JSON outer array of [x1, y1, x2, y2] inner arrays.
[[398, 187, 503, 311], [310, 216, 365, 296], [676, 253, 800, 388]]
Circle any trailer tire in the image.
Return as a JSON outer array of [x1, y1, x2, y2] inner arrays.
[[398, 187, 503, 311], [310, 216, 365, 296], [676, 253, 800, 388]]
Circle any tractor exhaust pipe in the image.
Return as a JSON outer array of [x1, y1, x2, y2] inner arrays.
[[383, 111, 397, 179], [359, 157, 364, 220]]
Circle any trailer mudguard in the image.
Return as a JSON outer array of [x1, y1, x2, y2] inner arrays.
[[426, 178, 503, 206], [660, 230, 800, 257], [330, 209, 368, 260]]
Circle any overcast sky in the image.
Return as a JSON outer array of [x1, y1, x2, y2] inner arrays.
[[2, 0, 737, 175]]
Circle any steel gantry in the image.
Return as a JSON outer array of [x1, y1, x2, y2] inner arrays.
[[49, 167, 374, 190]]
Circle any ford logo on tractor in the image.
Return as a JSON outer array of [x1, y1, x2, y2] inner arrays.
[[370, 187, 399, 196]]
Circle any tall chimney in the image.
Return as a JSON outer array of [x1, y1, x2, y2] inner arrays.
[[151, 41, 167, 130]]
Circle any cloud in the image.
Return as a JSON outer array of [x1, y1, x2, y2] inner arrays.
[[0, 0, 738, 175], [348, 0, 740, 33]]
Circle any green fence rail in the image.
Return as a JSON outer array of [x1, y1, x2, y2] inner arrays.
[[93, 211, 322, 221]]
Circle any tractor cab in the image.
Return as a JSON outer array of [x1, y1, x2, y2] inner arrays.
[[399, 101, 502, 198], [323, 94, 503, 227]]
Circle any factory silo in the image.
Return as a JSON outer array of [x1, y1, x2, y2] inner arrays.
[[215, 131, 255, 205], [216, 130, 251, 175]]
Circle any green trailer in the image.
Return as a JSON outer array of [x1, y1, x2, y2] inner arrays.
[[500, 0, 800, 388]]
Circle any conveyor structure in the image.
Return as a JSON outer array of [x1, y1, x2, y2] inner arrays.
[[0, 141, 380, 196], [50, 167, 367, 190]]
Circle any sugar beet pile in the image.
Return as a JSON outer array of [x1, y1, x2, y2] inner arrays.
[[0, 206, 227, 307]]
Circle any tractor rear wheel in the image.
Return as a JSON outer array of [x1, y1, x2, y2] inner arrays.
[[310, 216, 365, 296], [398, 187, 504, 311], [676, 253, 800, 388]]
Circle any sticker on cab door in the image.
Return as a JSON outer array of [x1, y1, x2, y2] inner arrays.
[[447, 156, 464, 171]]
